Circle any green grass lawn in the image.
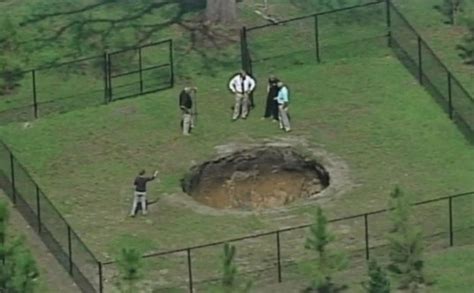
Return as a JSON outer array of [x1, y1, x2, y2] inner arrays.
[[0, 0, 473, 291], [0, 43, 473, 290]]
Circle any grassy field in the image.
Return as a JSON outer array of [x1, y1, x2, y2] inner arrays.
[[0, 44, 473, 290], [0, 0, 473, 291]]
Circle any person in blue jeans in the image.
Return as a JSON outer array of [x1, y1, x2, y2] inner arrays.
[[130, 169, 158, 217]]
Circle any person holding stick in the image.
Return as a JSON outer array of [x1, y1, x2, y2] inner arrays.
[[179, 86, 197, 135], [130, 169, 159, 217]]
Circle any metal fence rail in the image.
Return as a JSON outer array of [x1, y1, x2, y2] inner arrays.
[[240, 0, 474, 140], [388, 2, 474, 141], [0, 40, 174, 125], [0, 140, 101, 292], [101, 191, 474, 292]]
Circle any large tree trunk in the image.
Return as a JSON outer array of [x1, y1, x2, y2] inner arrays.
[[206, 0, 237, 24]]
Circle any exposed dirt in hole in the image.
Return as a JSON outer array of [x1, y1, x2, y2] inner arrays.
[[181, 147, 330, 210]]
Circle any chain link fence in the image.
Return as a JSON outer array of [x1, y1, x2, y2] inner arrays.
[[0, 40, 174, 125]]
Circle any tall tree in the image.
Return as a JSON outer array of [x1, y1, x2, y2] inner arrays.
[[386, 187, 426, 292], [434, 0, 465, 25], [206, 0, 237, 24], [457, 14, 474, 64], [0, 201, 39, 293], [303, 206, 347, 293]]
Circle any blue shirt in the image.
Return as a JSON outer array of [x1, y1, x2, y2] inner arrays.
[[276, 86, 289, 104]]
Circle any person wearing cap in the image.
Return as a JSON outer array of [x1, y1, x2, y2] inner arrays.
[[275, 81, 291, 132], [179, 86, 197, 135], [228, 69, 256, 121], [130, 169, 159, 217]]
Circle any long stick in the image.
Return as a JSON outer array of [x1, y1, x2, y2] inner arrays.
[[192, 90, 198, 127]]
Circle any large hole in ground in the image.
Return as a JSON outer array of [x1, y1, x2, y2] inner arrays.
[[181, 147, 330, 210]]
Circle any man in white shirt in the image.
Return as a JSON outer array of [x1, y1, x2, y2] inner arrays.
[[228, 70, 256, 120]]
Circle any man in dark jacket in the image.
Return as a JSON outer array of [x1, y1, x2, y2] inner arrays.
[[262, 75, 280, 121], [130, 169, 158, 217]]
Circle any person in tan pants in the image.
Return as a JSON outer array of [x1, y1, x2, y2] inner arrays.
[[228, 70, 256, 121]]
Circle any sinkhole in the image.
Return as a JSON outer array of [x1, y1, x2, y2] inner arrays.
[[181, 147, 330, 210]]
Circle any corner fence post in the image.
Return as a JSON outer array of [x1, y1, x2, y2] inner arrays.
[[36, 184, 41, 233], [448, 197, 454, 246], [447, 72, 453, 120], [138, 47, 144, 94], [103, 52, 109, 105], [276, 231, 282, 283], [169, 40, 175, 88], [314, 14, 321, 63], [67, 225, 73, 276], [386, 0, 392, 47], [32, 70, 38, 119], [240, 26, 248, 71], [417, 36, 423, 84], [107, 53, 113, 102], [98, 262, 104, 293], [364, 213, 370, 260], [187, 248, 193, 293], [10, 153, 16, 205]]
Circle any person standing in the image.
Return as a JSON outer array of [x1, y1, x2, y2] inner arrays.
[[262, 75, 280, 121], [130, 170, 159, 217], [228, 70, 256, 121], [275, 81, 291, 132], [179, 86, 197, 136]]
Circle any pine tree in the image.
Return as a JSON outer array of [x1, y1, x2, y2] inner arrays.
[[386, 187, 425, 291], [0, 201, 39, 293], [116, 248, 143, 293], [457, 17, 474, 64], [434, 0, 464, 24], [303, 206, 347, 293], [222, 243, 237, 289], [362, 259, 390, 293], [211, 243, 251, 293]]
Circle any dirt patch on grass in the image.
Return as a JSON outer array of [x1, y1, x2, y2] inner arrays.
[[182, 146, 330, 210], [170, 137, 353, 215]]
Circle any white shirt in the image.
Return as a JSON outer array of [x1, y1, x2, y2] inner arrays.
[[228, 74, 256, 94]]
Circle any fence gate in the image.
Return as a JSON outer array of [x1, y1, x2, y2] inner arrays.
[[107, 39, 174, 101]]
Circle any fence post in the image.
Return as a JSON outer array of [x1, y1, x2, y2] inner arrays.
[[67, 225, 73, 276], [240, 26, 248, 72], [385, 0, 392, 47], [103, 53, 109, 105], [138, 47, 144, 94], [187, 248, 193, 293], [36, 185, 41, 233], [314, 14, 321, 63], [98, 261, 103, 293], [107, 54, 113, 102], [276, 231, 282, 283], [448, 197, 454, 246], [32, 70, 38, 119], [364, 213, 370, 260], [417, 36, 423, 84], [447, 72, 453, 120], [9, 153, 16, 205], [169, 40, 175, 88]]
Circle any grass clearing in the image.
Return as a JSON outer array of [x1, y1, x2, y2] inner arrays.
[[0, 0, 473, 291]]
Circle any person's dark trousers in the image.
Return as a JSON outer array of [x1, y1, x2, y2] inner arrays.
[[264, 96, 279, 120]]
